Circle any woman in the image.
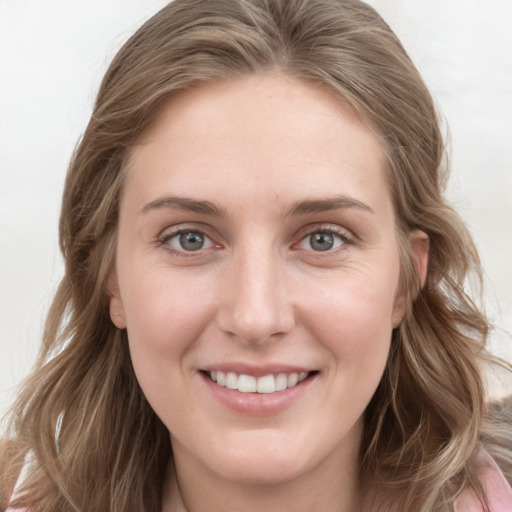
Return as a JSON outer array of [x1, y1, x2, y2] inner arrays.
[[1, 0, 511, 510]]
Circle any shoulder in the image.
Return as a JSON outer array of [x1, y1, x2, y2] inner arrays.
[[6, 494, 30, 511], [454, 449, 512, 512], [482, 395, 512, 483], [4, 467, 29, 512]]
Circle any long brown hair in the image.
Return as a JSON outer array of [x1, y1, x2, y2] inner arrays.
[[1, 1, 510, 511]]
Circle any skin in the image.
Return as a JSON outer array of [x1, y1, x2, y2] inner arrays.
[[109, 74, 428, 512]]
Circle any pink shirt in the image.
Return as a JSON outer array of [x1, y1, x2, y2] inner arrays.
[[7, 451, 512, 511], [454, 450, 512, 512]]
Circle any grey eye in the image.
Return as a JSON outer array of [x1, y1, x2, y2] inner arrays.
[[164, 229, 216, 254], [297, 231, 345, 252], [162, 231, 206, 252], [309, 233, 335, 251], [178, 232, 205, 251]]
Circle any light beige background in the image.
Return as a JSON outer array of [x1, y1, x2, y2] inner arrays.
[[1, 0, 511, 417]]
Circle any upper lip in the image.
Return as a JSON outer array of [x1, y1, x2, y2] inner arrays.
[[199, 363, 315, 377]]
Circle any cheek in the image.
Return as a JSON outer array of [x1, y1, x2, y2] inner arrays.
[[117, 264, 217, 391], [121, 263, 214, 343], [290, 269, 398, 453], [301, 265, 399, 369]]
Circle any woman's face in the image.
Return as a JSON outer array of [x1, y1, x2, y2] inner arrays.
[[110, 74, 420, 485]]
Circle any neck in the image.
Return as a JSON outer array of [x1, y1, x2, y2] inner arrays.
[[161, 437, 365, 512]]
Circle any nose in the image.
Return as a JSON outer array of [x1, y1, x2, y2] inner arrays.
[[216, 245, 295, 345]]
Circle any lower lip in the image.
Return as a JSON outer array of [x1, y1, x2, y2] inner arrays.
[[200, 372, 316, 416]]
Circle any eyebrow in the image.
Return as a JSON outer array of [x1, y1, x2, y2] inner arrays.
[[140, 194, 374, 217], [140, 196, 226, 217], [286, 195, 374, 216]]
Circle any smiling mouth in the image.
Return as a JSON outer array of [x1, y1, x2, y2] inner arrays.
[[203, 370, 316, 394]]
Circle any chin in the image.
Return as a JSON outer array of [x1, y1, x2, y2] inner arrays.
[[202, 429, 317, 485], [214, 455, 307, 486]]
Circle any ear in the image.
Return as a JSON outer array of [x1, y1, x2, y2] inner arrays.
[[107, 270, 127, 329], [392, 229, 429, 327]]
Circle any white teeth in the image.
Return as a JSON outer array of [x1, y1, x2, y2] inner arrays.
[[287, 373, 298, 387], [257, 374, 276, 393], [226, 372, 238, 390], [238, 374, 257, 392], [208, 370, 311, 393], [275, 373, 288, 391], [216, 371, 226, 386]]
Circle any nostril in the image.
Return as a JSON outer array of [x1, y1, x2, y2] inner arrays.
[[217, 309, 293, 345], [214, 258, 295, 343]]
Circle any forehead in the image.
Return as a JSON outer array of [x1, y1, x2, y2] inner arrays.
[[124, 74, 391, 218]]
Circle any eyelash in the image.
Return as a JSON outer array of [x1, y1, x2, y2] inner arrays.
[[155, 224, 354, 257], [156, 226, 218, 257], [296, 226, 353, 252]]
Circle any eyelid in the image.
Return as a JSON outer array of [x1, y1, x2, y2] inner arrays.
[[155, 223, 222, 255], [154, 222, 355, 256], [293, 224, 355, 250]]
